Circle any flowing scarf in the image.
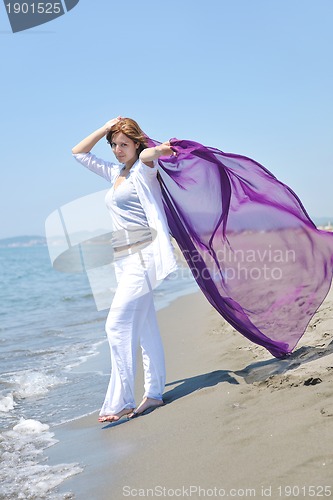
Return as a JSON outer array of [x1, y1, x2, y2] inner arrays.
[[150, 138, 333, 358]]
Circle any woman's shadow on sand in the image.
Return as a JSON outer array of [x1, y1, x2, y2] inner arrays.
[[102, 340, 333, 426], [163, 340, 333, 404]]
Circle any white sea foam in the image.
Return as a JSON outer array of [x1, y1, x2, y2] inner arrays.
[[10, 370, 66, 398], [13, 418, 50, 434], [0, 392, 16, 412], [0, 418, 83, 500]]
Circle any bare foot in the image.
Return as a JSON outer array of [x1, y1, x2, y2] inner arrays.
[[98, 407, 135, 423], [128, 397, 164, 419]]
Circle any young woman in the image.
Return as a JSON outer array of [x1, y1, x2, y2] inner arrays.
[[72, 117, 178, 422]]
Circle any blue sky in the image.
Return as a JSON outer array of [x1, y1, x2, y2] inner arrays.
[[1, 0, 332, 238]]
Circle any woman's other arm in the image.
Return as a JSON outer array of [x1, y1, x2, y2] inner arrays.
[[72, 117, 122, 154], [139, 141, 175, 167]]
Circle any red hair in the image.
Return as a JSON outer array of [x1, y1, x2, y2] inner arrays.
[[106, 118, 148, 154]]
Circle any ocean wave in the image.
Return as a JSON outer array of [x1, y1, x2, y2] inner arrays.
[[61, 295, 77, 302], [0, 392, 16, 413], [61, 291, 94, 302], [9, 371, 67, 399], [63, 339, 106, 371], [0, 417, 83, 499]]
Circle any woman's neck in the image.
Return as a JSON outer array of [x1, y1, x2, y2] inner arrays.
[[124, 156, 139, 170]]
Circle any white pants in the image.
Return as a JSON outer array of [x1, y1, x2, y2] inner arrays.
[[99, 245, 165, 416]]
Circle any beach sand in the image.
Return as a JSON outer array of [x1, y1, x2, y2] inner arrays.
[[47, 289, 333, 499]]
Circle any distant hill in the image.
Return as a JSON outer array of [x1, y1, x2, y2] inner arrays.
[[0, 235, 47, 248]]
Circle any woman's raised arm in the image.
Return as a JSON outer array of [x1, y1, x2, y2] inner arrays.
[[72, 117, 122, 154]]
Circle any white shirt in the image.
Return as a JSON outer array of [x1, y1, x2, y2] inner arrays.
[[73, 152, 178, 281]]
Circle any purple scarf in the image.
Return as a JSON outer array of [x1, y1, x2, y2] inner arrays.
[[152, 138, 333, 358]]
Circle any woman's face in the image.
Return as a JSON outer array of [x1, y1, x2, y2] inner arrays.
[[110, 132, 139, 166]]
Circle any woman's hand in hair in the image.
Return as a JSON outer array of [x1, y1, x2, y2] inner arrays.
[[103, 116, 123, 135], [72, 116, 123, 154]]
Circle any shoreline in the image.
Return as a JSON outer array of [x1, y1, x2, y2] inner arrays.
[[47, 289, 333, 499]]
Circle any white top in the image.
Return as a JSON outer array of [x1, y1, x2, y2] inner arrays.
[[105, 172, 152, 248], [73, 152, 178, 281]]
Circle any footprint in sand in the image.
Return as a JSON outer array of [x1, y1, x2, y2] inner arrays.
[[320, 405, 333, 417]]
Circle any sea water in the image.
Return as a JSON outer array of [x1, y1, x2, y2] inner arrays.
[[0, 245, 198, 499]]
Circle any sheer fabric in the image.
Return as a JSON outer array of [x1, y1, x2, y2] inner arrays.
[[152, 138, 333, 358]]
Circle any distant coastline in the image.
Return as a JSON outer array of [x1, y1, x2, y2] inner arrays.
[[1, 215, 332, 248], [312, 216, 333, 232], [0, 235, 47, 248]]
